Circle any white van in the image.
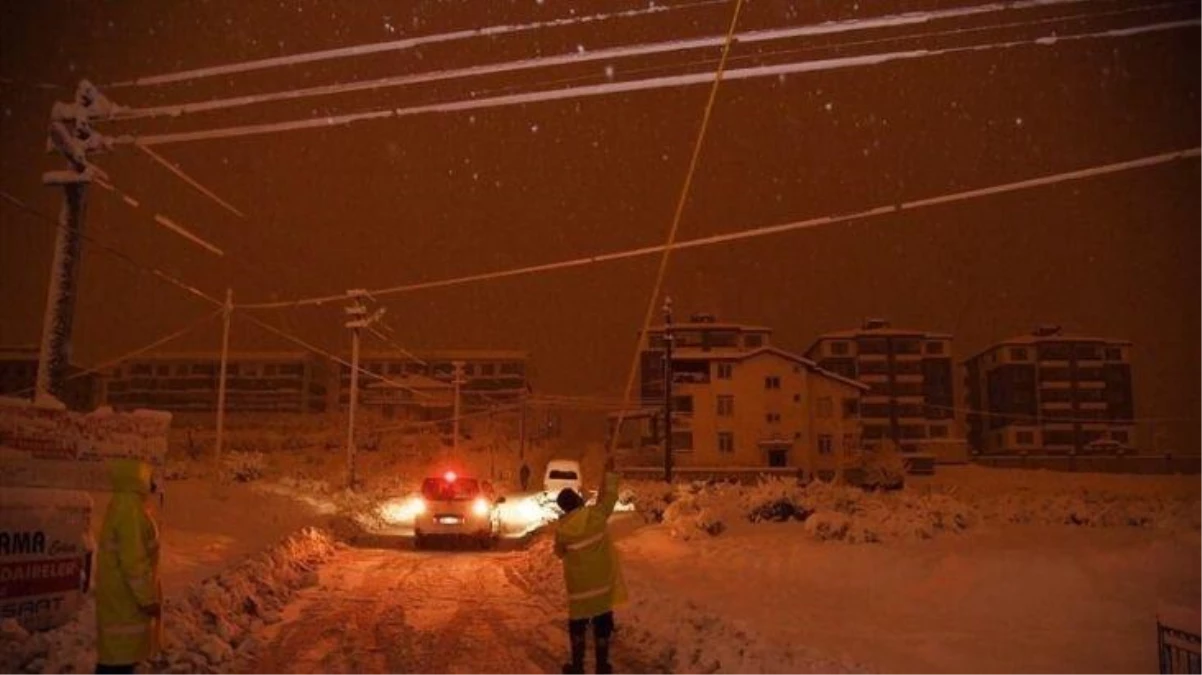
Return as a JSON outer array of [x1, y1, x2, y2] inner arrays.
[[543, 459, 582, 496]]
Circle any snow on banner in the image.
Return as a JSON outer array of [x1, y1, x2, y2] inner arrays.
[[0, 488, 92, 631], [0, 397, 171, 491]]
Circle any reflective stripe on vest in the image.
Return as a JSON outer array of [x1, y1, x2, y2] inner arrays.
[[564, 531, 605, 552], [568, 584, 612, 602]]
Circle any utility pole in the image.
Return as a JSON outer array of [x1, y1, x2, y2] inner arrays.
[[452, 361, 465, 454], [518, 394, 527, 461], [662, 296, 675, 484], [214, 288, 233, 472], [344, 290, 384, 489], [36, 80, 118, 406]]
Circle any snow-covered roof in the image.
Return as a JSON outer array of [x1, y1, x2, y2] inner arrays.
[[965, 332, 1132, 362], [124, 350, 316, 362], [357, 349, 529, 361], [646, 322, 772, 333], [673, 346, 867, 391], [810, 327, 953, 341]]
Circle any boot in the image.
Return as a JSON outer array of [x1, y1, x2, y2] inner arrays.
[[563, 631, 586, 674], [595, 636, 612, 674]]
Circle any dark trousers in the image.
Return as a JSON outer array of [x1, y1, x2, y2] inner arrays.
[[95, 664, 136, 674], [566, 611, 614, 673]]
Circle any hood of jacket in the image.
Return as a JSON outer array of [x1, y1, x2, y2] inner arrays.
[[108, 458, 152, 495]]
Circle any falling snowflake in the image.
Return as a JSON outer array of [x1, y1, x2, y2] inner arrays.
[[530, 124, 540, 133], [577, 44, 586, 54], [824, 102, 833, 111], [1015, 117, 1024, 127], [605, 65, 615, 80], [472, 172, 480, 181], [468, 115, 476, 125]]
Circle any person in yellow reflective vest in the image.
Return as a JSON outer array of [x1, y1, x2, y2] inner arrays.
[[95, 459, 162, 674], [554, 456, 627, 674]]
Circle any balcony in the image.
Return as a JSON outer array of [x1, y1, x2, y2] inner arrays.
[[1040, 380, 1070, 389], [895, 373, 924, 384], [1077, 380, 1106, 389], [1042, 401, 1072, 410], [857, 352, 887, 361], [1039, 360, 1070, 368], [1079, 401, 1108, 410], [672, 372, 710, 386], [860, 373, 888, 383]]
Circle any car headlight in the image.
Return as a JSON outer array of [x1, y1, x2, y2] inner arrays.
[[472, 497, 489, 516]]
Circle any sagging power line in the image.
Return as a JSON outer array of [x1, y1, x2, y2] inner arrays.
[[234, 147, 1201, 310]]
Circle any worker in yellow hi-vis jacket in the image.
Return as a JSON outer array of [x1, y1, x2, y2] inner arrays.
[[554, 456, 627, 674], [95, 459, 162, 674]]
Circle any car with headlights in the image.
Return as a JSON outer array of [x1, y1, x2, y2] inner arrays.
[[543, 459, 583, 497], [412, 471, 503, 549]]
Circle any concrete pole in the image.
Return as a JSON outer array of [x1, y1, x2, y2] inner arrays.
[[452, 361, 465, 455], [34, 182, 88, 405], [662, 297, 674, 484], [346, 324, 361, 489], [214, 288, 232, 472]]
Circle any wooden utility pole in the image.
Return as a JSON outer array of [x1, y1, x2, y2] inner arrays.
[[344, 290, 384, 489], [662, 296, 674, 484]]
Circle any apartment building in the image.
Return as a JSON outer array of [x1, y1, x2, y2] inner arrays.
[[0, 345, 99, 411], [963, 325, 1134, 455], [612, 314, 867, 476], [805, 319, 959, 456], [99, 351, 328, 413]]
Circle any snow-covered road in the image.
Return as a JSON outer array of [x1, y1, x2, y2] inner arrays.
[[247, 544, 661, 674]]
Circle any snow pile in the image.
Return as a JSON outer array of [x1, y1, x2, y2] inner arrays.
[[1, 528, 337, 674], [155, 527, 336, 673], [972, 490, 1202, 530], [507, 536, 863, 673], [622, 478, 976, 543], [222, 451, 266, 482], [1, 607, 95, 674]]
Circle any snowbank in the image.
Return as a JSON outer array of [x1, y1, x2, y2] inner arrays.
[[0, 528, 337, 674], [506, 534, 863, 673], [621, 476, 1199, 544]]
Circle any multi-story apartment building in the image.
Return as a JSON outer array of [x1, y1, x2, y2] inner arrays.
[[334, 350, 530, 410], [99, 351, 328, 413], [805, 319, 958, 455], [0, 345, 99, 411], [612, 314, 867, 477], [963, 325, 1134, 455]]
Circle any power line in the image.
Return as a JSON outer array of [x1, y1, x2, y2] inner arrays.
[[124, 18, 1199, 148], [91, 174, 226, 256], [5, 309, 223, 399], [236, 147, 1201, 310], [105, 0, 728, 88], [134, 143, 246, 219], [0, 189, 225, 307], [235, 311, 434, 398], [109, 0, 1112, 122], [612, 0, 745, 454]]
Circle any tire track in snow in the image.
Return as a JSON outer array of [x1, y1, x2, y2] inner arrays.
[[248, 545, 661, 673]]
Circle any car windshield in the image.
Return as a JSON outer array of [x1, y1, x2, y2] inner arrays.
[[548, 470, 578, 480], [421, 477, 480, 501]]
